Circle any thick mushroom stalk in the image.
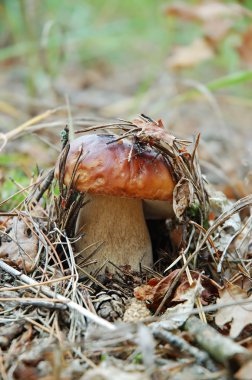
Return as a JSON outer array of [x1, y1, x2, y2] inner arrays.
[[56, 133, 175, 272], [76, 195, 152, 271]]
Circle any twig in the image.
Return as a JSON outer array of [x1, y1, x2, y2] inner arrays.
[[152, 328, 217, 371], [0, 274, 74, 292], [184, 316, 251, 368], [0, 259, 116, 330], [0, 297, 67, 310]]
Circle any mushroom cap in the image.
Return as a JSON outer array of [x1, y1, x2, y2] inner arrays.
[[57, 134, 176, 200]]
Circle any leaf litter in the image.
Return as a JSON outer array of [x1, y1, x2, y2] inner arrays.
[[0, 114, 252, 379]]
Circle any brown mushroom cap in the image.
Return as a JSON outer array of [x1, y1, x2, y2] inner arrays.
[[57, 134, 175, 200]]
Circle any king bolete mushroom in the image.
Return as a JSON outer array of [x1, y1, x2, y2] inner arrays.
[[56, 133, 176, 271]]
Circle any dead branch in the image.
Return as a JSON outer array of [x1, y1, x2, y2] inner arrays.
[[0, 297, 67, 310], [152, 328, 218, 372], [184, 316, 252, 369]]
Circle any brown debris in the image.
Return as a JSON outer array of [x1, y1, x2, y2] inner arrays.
[[0, 216, 39, 273]]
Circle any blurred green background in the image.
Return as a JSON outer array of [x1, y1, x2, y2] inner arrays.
[[1, 0, 252, 94]]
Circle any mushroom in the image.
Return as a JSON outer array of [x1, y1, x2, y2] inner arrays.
[[57, 133, 176, 271]]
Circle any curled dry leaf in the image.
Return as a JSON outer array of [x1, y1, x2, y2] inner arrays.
[[173, 178, 194, 221], [134, 283, 155, 303], [159, 279, 203, 330], [132, 116, 176, 147], [151, 269, 180, 310], [149, 280, 204, 331], [0, 217, 39, 273], [215, 282, 252, 338], [134, 271, 180, 312], [134, 270, 219, 314], [167, 38, 214, 70]]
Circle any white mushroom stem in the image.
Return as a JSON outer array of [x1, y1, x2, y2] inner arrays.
[[75, 195, 152, 272]]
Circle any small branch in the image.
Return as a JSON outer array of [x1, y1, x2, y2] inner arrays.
[[184, 316, 252, 369], [0, 259, 116, 331], [0, 297, 67, 310], [153, 328, 217, 372]]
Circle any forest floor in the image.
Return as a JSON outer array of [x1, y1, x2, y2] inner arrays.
[[1, 2, 252, 380]]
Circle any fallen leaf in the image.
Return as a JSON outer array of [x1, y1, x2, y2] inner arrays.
[[0, 216, 39, 272], [134, 284, 155, 302], [215, 283, 252, 338], [152, 269, 180, 308], [150, 279, 203, 331], [132, 116, 176, 146], [167, 38, 214, 70], [173, 178, 194, 220], [134, 270, 219, 313]]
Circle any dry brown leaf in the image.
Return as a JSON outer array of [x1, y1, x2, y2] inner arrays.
[[134, 284, 155, 302], [134, 270, 218, 313], [165, 2, 252, 23], [151, 269, 180, 307], [149, 279, 203, 331], [133, 271, 179, 312], [215, 283, 252, 338], [0, 217, 39, 272], [237, 26, 252, 65], [132, 116, 176, 146], [167, 38, 214, 69], [173, 178, 194, 220], [160, 279, 202, 328]]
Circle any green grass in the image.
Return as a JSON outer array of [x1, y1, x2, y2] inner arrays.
[[0, 153, 33, 208]]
